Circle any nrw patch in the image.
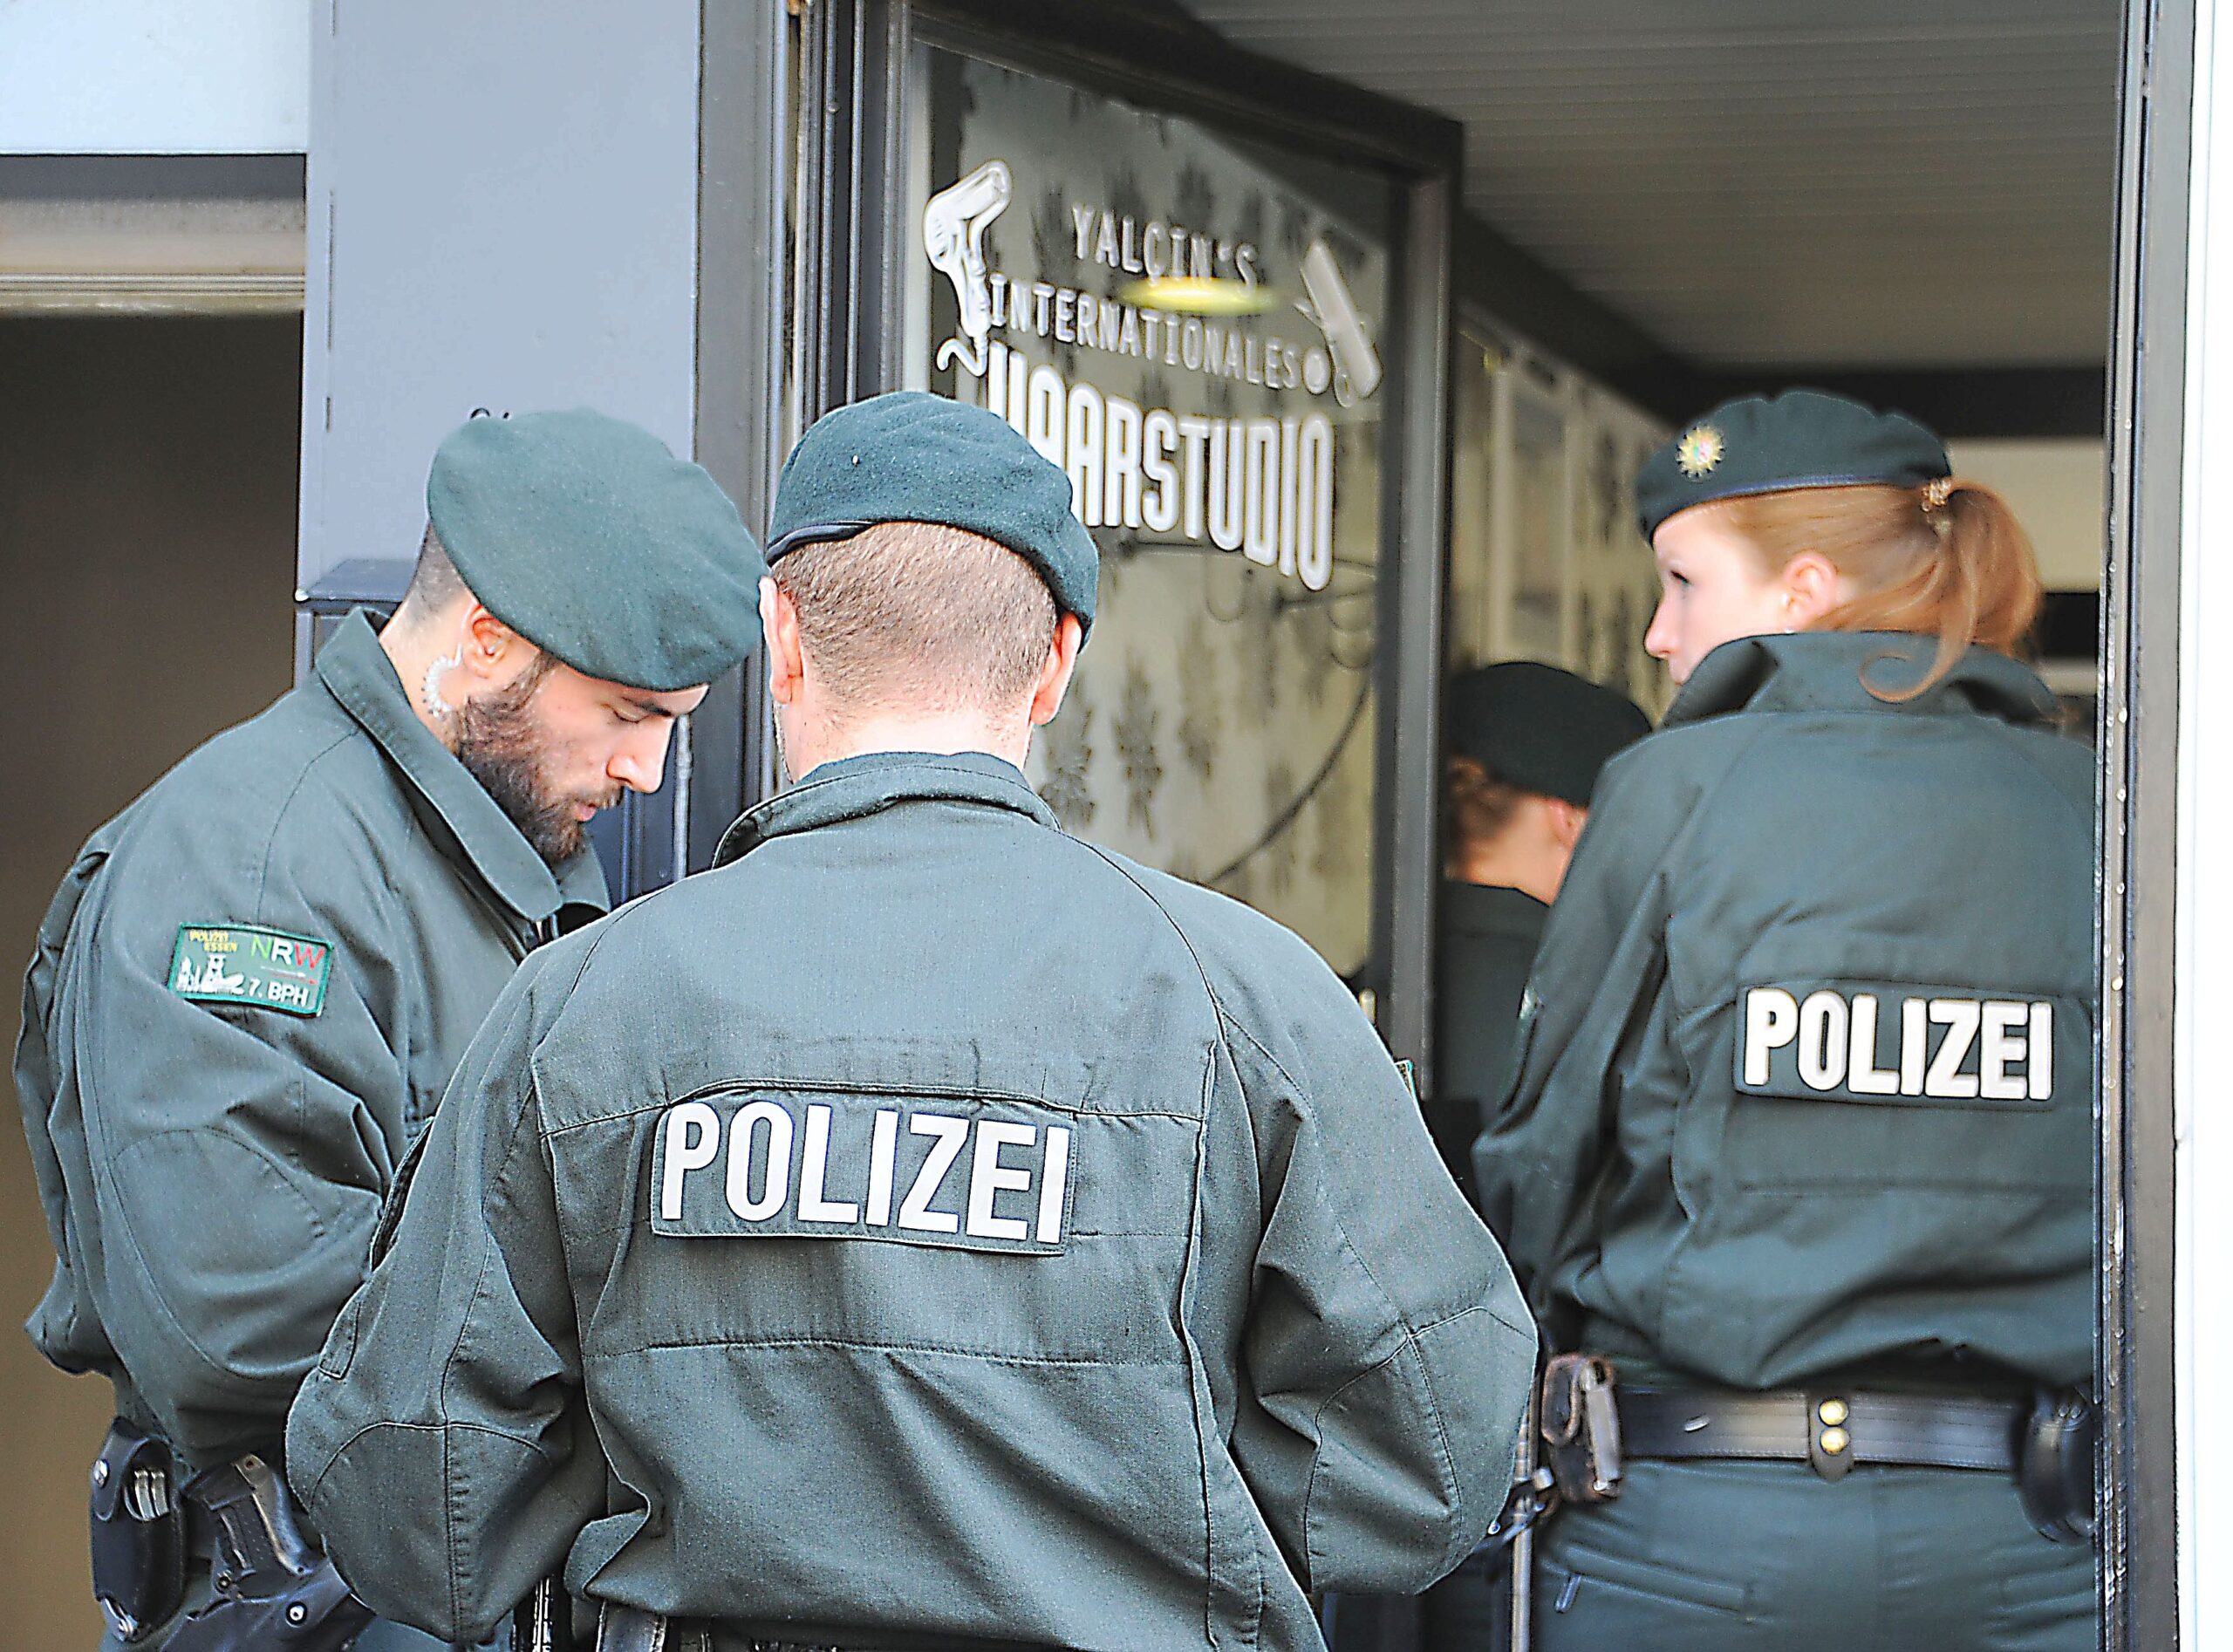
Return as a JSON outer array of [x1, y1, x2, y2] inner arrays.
[[168, 924, 333, 1017]]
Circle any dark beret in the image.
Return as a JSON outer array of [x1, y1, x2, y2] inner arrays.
[[1635, 387, 1950, 541], [1447, 661, 1651, 807], [764, 392, 1100, 631], [427, 409, 766, 692]]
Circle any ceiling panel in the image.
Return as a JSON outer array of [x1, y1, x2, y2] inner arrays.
[[1180, 0, 2119, 370]]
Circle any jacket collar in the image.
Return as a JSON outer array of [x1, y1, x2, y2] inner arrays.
[[1663, 631, 2063, 731], [1441, 880, 1550, 941], [313, 611, 609, 922], [715, 750, 1057, 866]]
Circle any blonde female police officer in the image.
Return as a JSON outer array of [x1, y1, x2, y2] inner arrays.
[[1474, 390, 2095, 1649], [287, 393, 1534, 1652]]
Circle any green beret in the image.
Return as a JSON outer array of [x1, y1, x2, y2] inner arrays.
[[765, 392, 1099, 631], [1635, 388, 1950, 541], [427, 409, 766, 692], [1447, 661, 1650, 807]]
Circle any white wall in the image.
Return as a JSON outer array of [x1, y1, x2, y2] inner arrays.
[[1946, 437, 2107, 592], [0, 0, 307, 154], [2182, 1, 2233, 1642], [299, 0, 702, 586]]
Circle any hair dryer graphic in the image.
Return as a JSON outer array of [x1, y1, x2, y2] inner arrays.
[[925, 160, 1014, 379], [1295, 237, 1383, 406]]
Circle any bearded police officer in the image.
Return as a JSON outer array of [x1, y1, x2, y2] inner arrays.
[[16, 409, 766, 1650], [286, 391, 1537, 1652], [1424, 662, 1649, 1205], [1475, 391, 2095, 1649]]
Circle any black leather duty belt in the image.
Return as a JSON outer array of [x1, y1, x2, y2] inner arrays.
[[1617, 1387, 2025, 1481]]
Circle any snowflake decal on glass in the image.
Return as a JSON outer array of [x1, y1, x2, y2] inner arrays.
[[1178, 618, 1222, 781], [1114, 659, 1164, 836], [1263, 760, 1299, 897], [1040, 681, 1096, 830]]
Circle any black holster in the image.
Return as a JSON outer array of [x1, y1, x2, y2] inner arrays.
[[1540, 1353, 1623, 1505], [2018, 1388, 2099, 1546], [162, 1452, 375, 1652], [593, 1603, 713, 1652], [90, 1419, 186, 1643]]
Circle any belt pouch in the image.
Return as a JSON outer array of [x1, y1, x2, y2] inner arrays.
[[2018, 1388, 2100, 1545], [1540, 1353, 1623, 1504], [89, 1418, 185, 1642]]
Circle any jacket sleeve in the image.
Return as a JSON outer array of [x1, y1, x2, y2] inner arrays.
[[1472, 745, 1698, 1306], [1220, 934, 1537, 1596], [65, 823, 410, 1467], [287, 949, 604, 1646]]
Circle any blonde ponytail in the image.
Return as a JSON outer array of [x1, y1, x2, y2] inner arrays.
[[1706, 480, 2044, 698]]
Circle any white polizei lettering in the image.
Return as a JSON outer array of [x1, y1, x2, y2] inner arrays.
[[1927, 1000, 1982, 1098], [1978, 1001, 2030, 1101], [1797, 991, 1848, 1091], [1037, 1127, 1072, 1244], [966, 1121, 1037, 1241], [1901, 997, 1929, 1095], [659, 1102, 721, 1221], [726, 1100, 793, 1221], [1846, 994, 1900, 1095], [796, 1103, 860, 1223], [898, 1114, 969, 1234], [865, 1109, 899, 1226], [1743, 987, 1799, 1087], [2029, 1002, 2055, 1101]]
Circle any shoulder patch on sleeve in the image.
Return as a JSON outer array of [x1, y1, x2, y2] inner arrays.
[[168, 924, 333, 1017]]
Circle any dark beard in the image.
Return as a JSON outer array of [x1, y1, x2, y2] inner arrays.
[[451, 660, 607, 866]]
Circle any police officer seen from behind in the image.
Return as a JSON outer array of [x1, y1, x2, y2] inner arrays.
[[286, 391, 1538, 1652], [1417, 663, 1646, 1652], [1475, 389, 2095, 1649], [16, 409, 766, 1650], [1423, 662, 1649, 1205]]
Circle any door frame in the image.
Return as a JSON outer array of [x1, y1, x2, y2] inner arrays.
[[2100, 0, 2189, 1642], [789, 0, 1464, 1078]]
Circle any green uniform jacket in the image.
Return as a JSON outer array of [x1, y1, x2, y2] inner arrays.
[[1474, 633, 2093, 1390], [287, 752, 1535, 1651], [15, 611, 607, 1469], [1428, 882, 1548, 1205]]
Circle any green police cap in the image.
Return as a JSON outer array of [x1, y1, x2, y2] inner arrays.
[[1635, 387, 1951, 541], [764, 391, 1099, 631], [427, 409, 767, 693], [1447, 661, 1650, 808]]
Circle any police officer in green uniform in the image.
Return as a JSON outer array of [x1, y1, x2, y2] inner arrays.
[[15, 409, 766, 1650], [1424, 663, 1649, 1205], [1474, 390, 2095, 1649], [285, 392, 1537, 1652], [1417, 663, 1645, 1652]]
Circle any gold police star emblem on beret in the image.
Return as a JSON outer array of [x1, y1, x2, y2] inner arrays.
[[1676, 425, 1724, 478]]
